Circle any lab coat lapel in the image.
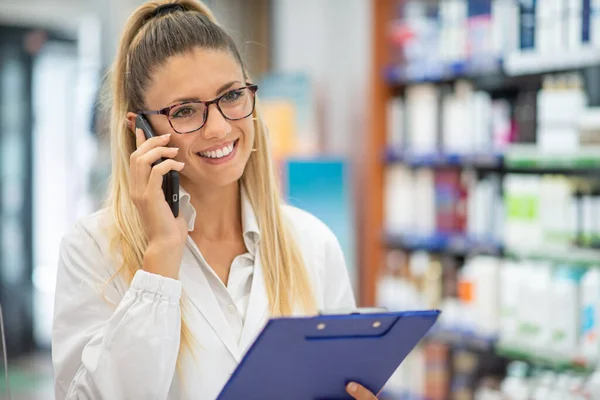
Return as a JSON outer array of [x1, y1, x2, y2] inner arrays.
[[179, 247, 241, 362], [238, 248, 269, 355]]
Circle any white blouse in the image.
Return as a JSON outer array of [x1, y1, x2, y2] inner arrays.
[[51, 187, 356, 400]]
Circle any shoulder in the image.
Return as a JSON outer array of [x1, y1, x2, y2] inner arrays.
[[59, 208, 119, 283], [61, 207, 113, 253], [280, 204, 346, 275], [280, 204, 339, 249]]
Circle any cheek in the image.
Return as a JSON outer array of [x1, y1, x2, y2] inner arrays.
[[168, 136, 194, 161], [240, 123, 255, 148]]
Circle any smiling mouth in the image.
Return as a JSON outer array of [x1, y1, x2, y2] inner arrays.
[[196, 139, 239, 159]]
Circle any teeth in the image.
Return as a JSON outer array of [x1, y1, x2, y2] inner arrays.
[[199, 142, 235, 159]]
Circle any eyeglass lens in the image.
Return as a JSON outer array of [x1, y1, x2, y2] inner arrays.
[[167, 87, 255, 133]]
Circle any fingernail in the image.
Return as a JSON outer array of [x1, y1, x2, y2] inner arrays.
[[347, 383, 358, 393]]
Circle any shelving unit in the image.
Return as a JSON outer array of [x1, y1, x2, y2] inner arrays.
[[385, 232, 503, 257], [363, 0, 600, 397], [504, 49, 600, 77], [385, 149, 503, 169], [496, 344, 593, 373]]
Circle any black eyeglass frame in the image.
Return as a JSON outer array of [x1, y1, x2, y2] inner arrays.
[[137, 84, 258, 134]]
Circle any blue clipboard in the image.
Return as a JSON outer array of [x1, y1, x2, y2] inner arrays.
[[216, 309, 440, 400]]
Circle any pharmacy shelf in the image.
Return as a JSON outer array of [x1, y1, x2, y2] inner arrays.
[[426, 328, 497, 352], [385, 149, 503, 169], [427, 333, 592, 372], [386, 147, 600, 174], [496, 342, 592, 373], [504, 48, 600, 77], [506, 246, 600, 267], [385, 232, 503, 257], [385, 59, 503, 86], [505, 146, 600, 174]]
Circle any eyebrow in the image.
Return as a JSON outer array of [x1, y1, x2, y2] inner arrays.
[[166, 80, 243, 105]]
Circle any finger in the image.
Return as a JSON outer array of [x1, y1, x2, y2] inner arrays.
[[147, 160, 185, 195], [138, 146, 179, 167], [132, 139, 175, 187], [132, 147, 179, 192], [135, 132, 171, 156], [135, 127, 145, 149], [130, 129, 144, 196], [346, 382, 377, 400]]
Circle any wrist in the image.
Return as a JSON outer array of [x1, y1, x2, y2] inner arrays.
[[143, 242, 182, 280]]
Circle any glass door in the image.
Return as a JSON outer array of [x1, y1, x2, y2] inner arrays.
[[0, 26, 35, 358]]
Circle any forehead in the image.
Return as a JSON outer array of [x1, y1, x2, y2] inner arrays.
[[144, 47, 244, 108]]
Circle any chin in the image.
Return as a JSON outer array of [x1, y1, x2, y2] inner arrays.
[[186, 163, 246, 189], [209, 170, 245, 187]]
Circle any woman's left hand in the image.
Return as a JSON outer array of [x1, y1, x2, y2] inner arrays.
[[346, 382, 378, 399]]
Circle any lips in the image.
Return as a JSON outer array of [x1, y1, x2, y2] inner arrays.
[[197, 140, 238, 159]]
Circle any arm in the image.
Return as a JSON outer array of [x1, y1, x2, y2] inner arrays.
[[52, 222, 181, 400]]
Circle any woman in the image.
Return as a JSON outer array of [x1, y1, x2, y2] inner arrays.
[[51, 1, 378, 399]]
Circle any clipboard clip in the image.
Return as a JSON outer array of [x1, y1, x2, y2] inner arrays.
[[318, 307, 388, 316]]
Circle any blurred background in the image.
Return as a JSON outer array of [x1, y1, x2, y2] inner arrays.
[[1, 0, 600, 398]]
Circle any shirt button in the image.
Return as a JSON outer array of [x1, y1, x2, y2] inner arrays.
[[228, 304, 236, 313]]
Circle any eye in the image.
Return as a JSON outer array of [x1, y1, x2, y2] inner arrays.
[[220, 89, 245, 103], [171, 105, 198, 119]]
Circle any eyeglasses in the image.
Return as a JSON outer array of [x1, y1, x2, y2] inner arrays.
[[137, 84, 258, 134]]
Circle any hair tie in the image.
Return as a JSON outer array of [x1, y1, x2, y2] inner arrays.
[[152, 3, 185, 18]]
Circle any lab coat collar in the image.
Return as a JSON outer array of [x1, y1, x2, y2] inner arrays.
[[179, 184, 261, 256]]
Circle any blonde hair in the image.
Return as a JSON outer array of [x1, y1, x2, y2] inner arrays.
[[105, 0, 316, 365]]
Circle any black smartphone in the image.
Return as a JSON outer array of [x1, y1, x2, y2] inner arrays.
[[135, 114, 180, 217]]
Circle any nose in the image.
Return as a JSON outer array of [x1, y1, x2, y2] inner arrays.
[[202, 103, 231, 140]]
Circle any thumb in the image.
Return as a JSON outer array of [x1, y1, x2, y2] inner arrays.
[[346, 382, 377, 399]]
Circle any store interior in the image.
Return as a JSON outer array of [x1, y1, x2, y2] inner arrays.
[[2, 0, 600, 399]]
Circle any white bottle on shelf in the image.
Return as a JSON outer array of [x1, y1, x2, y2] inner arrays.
[[472, 256, 500, 337], [406, 84, 439, 154], [457, 259, 476, 332], [567, 0, 584, 50], [500, 361, 531, 400], [384, 165, 415, 235], [519, 261, 553, 349], [535, 0, 553, 53], [580, 268, 600, 362], [592, 0, 600, 47], [386, 97, 404, 150], [550, 266, 586, 355], [499, 260, 521, 344], [503, 175, 542, 251]]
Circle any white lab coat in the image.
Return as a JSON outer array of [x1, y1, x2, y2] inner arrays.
[[51, 200, 356, 400]]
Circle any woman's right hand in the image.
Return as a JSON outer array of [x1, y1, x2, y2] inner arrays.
[[130, 128, 187, 279]]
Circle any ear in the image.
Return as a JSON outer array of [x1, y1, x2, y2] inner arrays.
[[124, 112, 138, 134]]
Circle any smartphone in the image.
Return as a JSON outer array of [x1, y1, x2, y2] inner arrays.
[[135, 114, 180, 217]]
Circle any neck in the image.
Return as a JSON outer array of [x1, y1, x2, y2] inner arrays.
[[183, 179, 242, 241]]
